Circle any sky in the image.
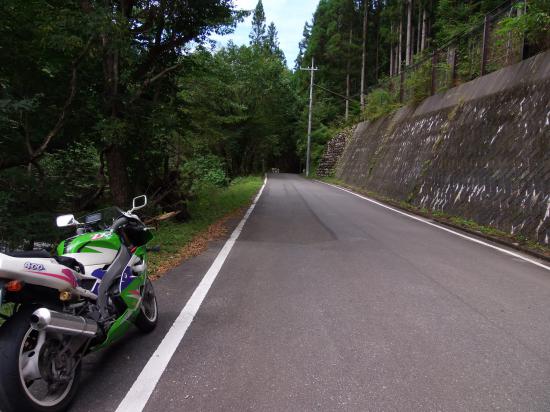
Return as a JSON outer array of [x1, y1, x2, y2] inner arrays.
[[210, 0, 319, 67]]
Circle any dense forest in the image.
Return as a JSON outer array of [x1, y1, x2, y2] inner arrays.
[[0, 0, 298, 248], [0, 0, 547, 248], [294, 0, 549, 165]]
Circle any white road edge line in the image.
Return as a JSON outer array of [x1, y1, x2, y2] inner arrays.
[[115, 176, 268, 412], [316, 180, 550, 272]]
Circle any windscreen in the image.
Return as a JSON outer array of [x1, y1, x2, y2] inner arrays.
[[78, 207, 123, 230]]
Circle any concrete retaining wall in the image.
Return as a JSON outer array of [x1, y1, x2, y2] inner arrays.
[[335, 50, 550, 244]]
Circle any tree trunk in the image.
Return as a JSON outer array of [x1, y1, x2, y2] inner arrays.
[[345, 27, 352, 121], [421, 7, 427, 51], [360, 0, 369, 111], [406, 0, 412, 66], [398, 17, 403, 73], [416, 0, 421, 54], [394, 46, 398, 76], [375, 14, 379, 77], [102, 31, 131, 207], [389, 23, 394, 76], [105, 145, 130, 207]]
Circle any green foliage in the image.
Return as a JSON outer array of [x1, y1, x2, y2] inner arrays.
[[296, 0, 363, 128], [1, 0, 548, 250], [497, 1, 550, 52], [0, 304, 15, 326], [249, 0, 267, 46], [433, 0, 483, 45], [182, 155, 229, 191], [0, 141, 101, 248], [178, 43, 298, 176], [404, 60, 432, 104], [297, 0, 549, 145], [148, 176, 262, 275], [0, 1, 299, 248], [364, 88, 401, 121], [296, 121, 338, 174]]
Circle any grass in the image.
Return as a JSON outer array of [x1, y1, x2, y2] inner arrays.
[[364, 88, 402, 122], [314, 175, 550, 257], [0, 177, 263, 324], [147, 176, 263, 276], [0, 303, 14, 326], [1, 177, 261, 323], [315, 176, 342, 185]]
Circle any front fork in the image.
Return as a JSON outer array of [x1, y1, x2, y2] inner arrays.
[[0, 280, 5, 308], [0, 281, 9, 324]]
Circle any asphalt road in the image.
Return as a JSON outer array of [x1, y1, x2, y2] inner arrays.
[[71, 173, 550, 412]]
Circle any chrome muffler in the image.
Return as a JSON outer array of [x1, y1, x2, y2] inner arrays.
[[30, 308, 98, 337]]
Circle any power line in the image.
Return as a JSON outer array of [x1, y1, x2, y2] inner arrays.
[[314, 83, 361, 104]]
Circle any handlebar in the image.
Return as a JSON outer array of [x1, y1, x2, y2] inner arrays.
[[111, 216, 129, 233]]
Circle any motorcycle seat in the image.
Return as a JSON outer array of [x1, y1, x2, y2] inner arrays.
[[3, 250, 85, 274], [4, 249, 52, 258], [55, 256, 85, 274]]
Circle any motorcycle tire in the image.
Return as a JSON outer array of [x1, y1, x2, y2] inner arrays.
[[135, 278, 158, 333], [0, 306, 81, 412]]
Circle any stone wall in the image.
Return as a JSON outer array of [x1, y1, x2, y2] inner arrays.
[[317, 127, 354, 177], [335, 50, 550, 244]]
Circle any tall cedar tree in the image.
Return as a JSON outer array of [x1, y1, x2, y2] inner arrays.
[[250, 0, 267, 46]]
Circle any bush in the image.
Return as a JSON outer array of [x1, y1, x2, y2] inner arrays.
[[364, 88, 401, 121], [404, 61, 432, 104], [497, 1, 550, 54], [182, 155, 228, 192]]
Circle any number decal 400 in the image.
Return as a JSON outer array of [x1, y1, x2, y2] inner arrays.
[[24, 262, 46, 272]]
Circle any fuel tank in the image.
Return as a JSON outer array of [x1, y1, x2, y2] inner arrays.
[[57, 230, 121, 272]]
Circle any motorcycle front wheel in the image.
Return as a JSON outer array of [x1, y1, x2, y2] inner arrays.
[[135, 278, 158, 333], [0, 306, 81, 412]]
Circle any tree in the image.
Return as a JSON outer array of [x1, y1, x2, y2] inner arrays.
[[95, 0, 239, 205], [398, 8, 403, 72], [250, 0, 267, 46], [266, 22, 286, 62], [406, 0, 413, 65], [360, 0, 370, 111], [421, 5, 427, 51], [295, 22, 312, 69], [0, 1, 95, 172], [0, 0, 256, 246]]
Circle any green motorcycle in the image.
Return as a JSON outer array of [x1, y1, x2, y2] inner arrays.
[[0, 195, 158, 412]]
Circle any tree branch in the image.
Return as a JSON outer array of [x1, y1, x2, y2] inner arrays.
[[129, 61, 184, 103], [79, 149, 108, 210], [0, 37, 94, 170], [32, 37, 94, 159], [134, 34, 191, 78]]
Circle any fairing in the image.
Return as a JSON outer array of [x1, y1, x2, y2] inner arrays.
[[58, 231, 120, 272]]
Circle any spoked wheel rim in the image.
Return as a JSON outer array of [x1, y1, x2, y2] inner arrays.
[[18, 328, 76, 407], [141, 280, 158, 322]]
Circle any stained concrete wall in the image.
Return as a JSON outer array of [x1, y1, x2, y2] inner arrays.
[[336, 50, 550, 244]]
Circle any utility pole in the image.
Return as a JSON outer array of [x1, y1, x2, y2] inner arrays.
[[300, 57, 318, 177], [360, 0, 369, 112]]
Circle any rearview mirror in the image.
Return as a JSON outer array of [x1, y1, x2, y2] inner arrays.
[[56, 214, 78, 228], [130, 195, 147, 212]]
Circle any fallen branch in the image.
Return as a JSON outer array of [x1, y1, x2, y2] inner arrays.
[[144, 210, 181, 225]]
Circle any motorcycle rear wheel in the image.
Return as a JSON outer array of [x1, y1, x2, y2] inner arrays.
[[0, 306, 81, 412]]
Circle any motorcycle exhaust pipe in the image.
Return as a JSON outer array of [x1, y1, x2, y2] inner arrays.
[[30, 308, 98, 337]]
